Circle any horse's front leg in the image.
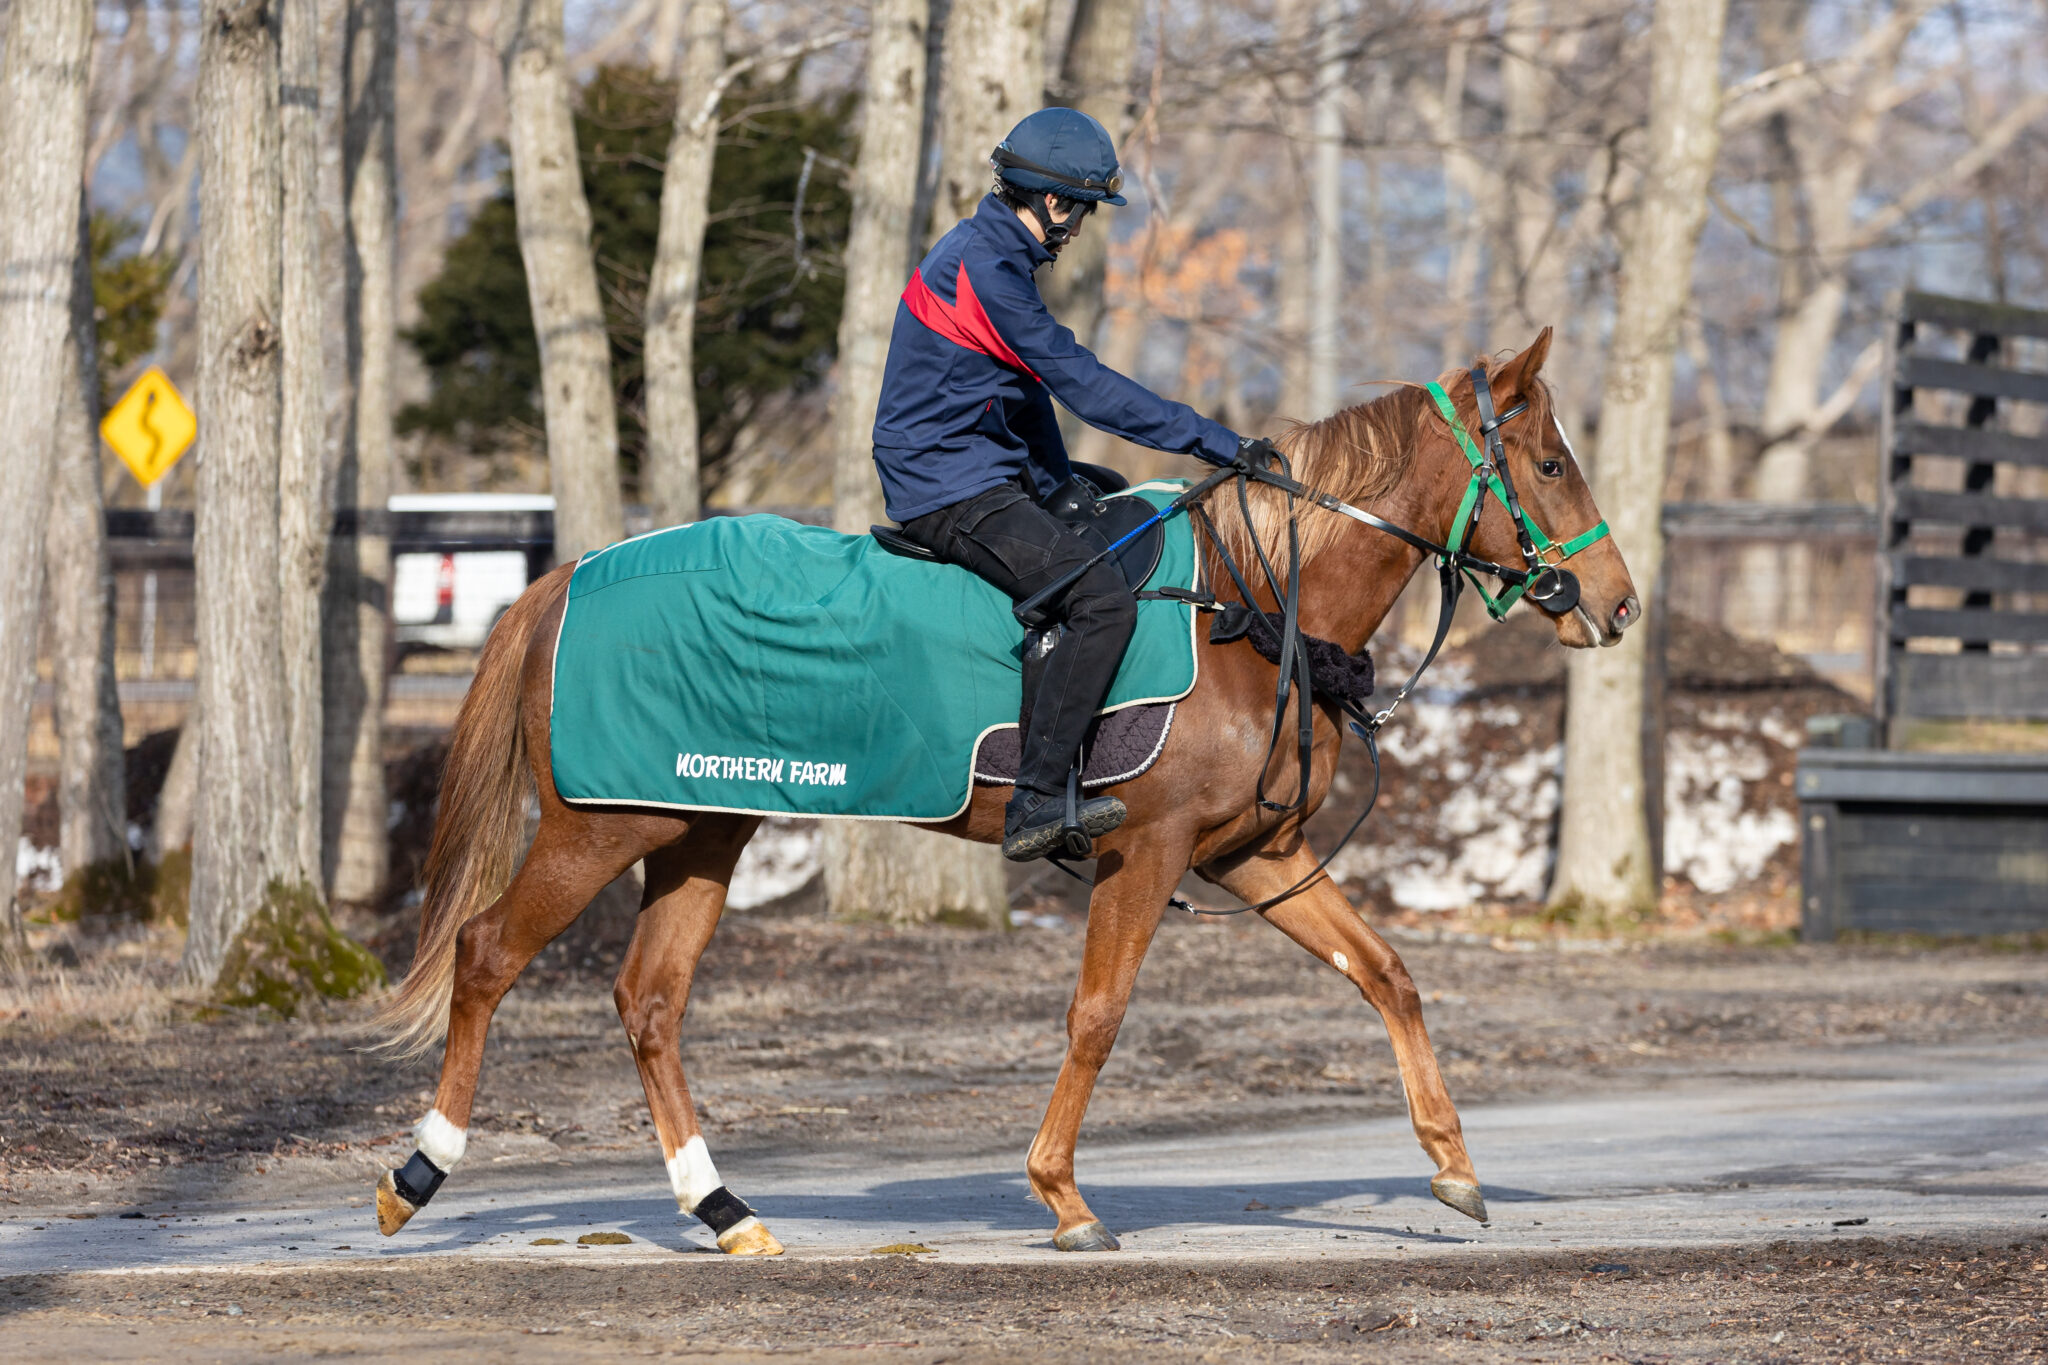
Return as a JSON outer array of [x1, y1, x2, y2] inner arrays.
[[1200, 838, 1487, 1223], [1025, 829, 1190, 1251]]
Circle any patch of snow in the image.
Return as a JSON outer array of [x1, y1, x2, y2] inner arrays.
[[727, 818, 820, 910], [1756, 711, 1804, 750], [16, 838, 61, 893], [1663, 731, 1798, 893]]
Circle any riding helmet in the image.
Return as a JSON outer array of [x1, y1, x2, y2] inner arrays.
[[992, 107, 1128, 206]]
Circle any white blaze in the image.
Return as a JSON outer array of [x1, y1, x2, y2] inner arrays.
[[415, 1109, 468, 1170], [666, 1134, 723, 1212]]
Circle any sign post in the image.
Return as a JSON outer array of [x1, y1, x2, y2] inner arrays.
[[102, 367, 196, 680]]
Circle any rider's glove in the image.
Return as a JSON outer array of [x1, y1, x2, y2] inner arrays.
[[1235, 436, 1281, 472]]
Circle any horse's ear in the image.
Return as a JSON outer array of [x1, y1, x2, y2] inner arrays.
[[1492, 327, 1554, 400]]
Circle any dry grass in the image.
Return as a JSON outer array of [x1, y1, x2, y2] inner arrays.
[[0, 925, 190, 1036]]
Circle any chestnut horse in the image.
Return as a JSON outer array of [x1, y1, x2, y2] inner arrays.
[[371, 329, 1638, 1254]]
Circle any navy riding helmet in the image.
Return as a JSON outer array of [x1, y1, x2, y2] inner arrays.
[[992, 107, 1128, 206]]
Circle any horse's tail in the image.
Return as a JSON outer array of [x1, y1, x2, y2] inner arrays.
[[371, 562, 573, 1060]]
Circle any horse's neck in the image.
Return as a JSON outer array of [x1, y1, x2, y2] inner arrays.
[[1297, 458, 1457, 655]]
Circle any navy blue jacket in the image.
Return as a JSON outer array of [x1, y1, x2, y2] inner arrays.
[[870, 194, 1239, 523]]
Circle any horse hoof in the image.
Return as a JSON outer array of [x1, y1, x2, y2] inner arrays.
[[375, 1170, 418, 1237], [1431, 1177, 1488, 1224], [1053, 1221, 1121, 1252], [717, 1216, 784, 1255]]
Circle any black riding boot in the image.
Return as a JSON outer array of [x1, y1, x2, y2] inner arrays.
[[1002, 785, 1127, 862], [897, 484, 1140, 861]]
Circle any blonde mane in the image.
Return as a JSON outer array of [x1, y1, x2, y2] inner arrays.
[[1200, 383, 1425, 575]]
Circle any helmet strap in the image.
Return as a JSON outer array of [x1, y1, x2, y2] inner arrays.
[[1026, 193, 1090, 251]]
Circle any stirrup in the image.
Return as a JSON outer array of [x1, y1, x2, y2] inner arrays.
[[1059, 764, 1092, 859]]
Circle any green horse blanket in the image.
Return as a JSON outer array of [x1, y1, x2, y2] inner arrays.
[[549, 481, 1201, 821]]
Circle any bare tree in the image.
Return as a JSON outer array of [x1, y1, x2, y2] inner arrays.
[[280, 0, 327, 887], [45, 194, 127, 881], [823, 0, 1005, 927], [642, 0, 725, 528], [1038, 0, 1142, 346], [832, 0, 929, 539], [1720, 0, 2048, 635], [184, 0, 297, 983], [1305, 0, 1343, 417], [0, 0, 95, 954], [1549, 0, 1728, 921], [324, 0, 396, 906], [928, 0, 1046, 240], [500, 0, 625, 562]]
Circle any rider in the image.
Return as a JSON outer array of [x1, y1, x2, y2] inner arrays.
[[872, 107, 1264, 861]]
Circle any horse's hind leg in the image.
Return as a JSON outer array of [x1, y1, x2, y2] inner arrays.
[[612, 814, 782, 1254], [377, 808, 664, 1235], [1202, 841, 1487, 1223]]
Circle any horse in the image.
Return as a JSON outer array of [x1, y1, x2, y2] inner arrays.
[[369, 328, 1639, 1255]]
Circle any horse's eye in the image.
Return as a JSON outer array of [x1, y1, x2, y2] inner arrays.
[[1539, 459, 1564, 479]]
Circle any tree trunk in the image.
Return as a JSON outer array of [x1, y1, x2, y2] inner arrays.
[[151, 708, 200, 863], [0, 0, 95, 955], [280, 0, 327, 888], [184, 0, 296, 984], [1497, 0, 1576, 427], [831, 0, 928, 538], [927, 0, 1046, 241], [45, 192, 128, 878], [500, 0, 625, 562], [641, 0, 724, 528], [323, 0, 395, 906], [1548, 0, 1725, 922], [1037, 0, 1141, 346], [823, 0, 1004, 928], [1305, 0, 1343, 418], [827, 822, 1008, 927]]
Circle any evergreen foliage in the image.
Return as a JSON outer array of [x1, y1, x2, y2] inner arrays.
[[401, 65, 852, 489], [88, 213, 174, 396]]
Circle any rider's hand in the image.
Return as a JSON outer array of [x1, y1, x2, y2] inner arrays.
[[1235, 436, 1281, 472]]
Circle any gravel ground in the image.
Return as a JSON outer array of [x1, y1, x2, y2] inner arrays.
[[4, 1235, 2045, 1361], [3, 915, 2043, 1204]]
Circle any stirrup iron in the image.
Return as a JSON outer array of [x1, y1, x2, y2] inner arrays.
[[1059, 763, 1093, 859]]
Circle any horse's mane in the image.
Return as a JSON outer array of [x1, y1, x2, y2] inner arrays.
[[1199, 382, 1431, 576], [1199, 359, 1551, 578]]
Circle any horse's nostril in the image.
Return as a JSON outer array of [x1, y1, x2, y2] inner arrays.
[[1611, 596, 1641, 634]]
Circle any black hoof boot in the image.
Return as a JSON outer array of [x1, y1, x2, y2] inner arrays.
[[1003, 790, 1125, 863]]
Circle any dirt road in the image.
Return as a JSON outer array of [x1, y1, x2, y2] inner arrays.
[[6, 1051, 2048, 1361], [4, 921, 2046, 1358]]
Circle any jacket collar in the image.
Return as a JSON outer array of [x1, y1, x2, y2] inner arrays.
[[973, 193, 1055, 269]]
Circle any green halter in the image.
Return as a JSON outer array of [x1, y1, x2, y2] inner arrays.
[[1424, 378, 1610, 620]]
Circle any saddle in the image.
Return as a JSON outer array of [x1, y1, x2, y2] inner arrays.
[[868, 461, 1166, 590]]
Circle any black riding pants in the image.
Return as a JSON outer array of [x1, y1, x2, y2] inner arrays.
[[898, 483, 1137, 799]]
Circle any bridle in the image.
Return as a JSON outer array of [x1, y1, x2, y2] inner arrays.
[[1037, 363, 1611, 916], [1030, 363, 1611, 915]]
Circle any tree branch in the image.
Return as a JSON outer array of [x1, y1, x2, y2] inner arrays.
[[685, 28, 860, 136], [1847, 88, 2048, 252]]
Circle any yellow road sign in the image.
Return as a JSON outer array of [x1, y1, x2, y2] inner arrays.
[[101, 366, 196, 488]]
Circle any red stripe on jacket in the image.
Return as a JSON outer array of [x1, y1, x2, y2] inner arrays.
[[901, 263, 1043, 383]]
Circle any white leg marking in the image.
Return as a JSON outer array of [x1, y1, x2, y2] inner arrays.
[[1332, 951, 1350, 973], [415, 1109, 468, 1170], [666, 1134, 723, 1212]]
